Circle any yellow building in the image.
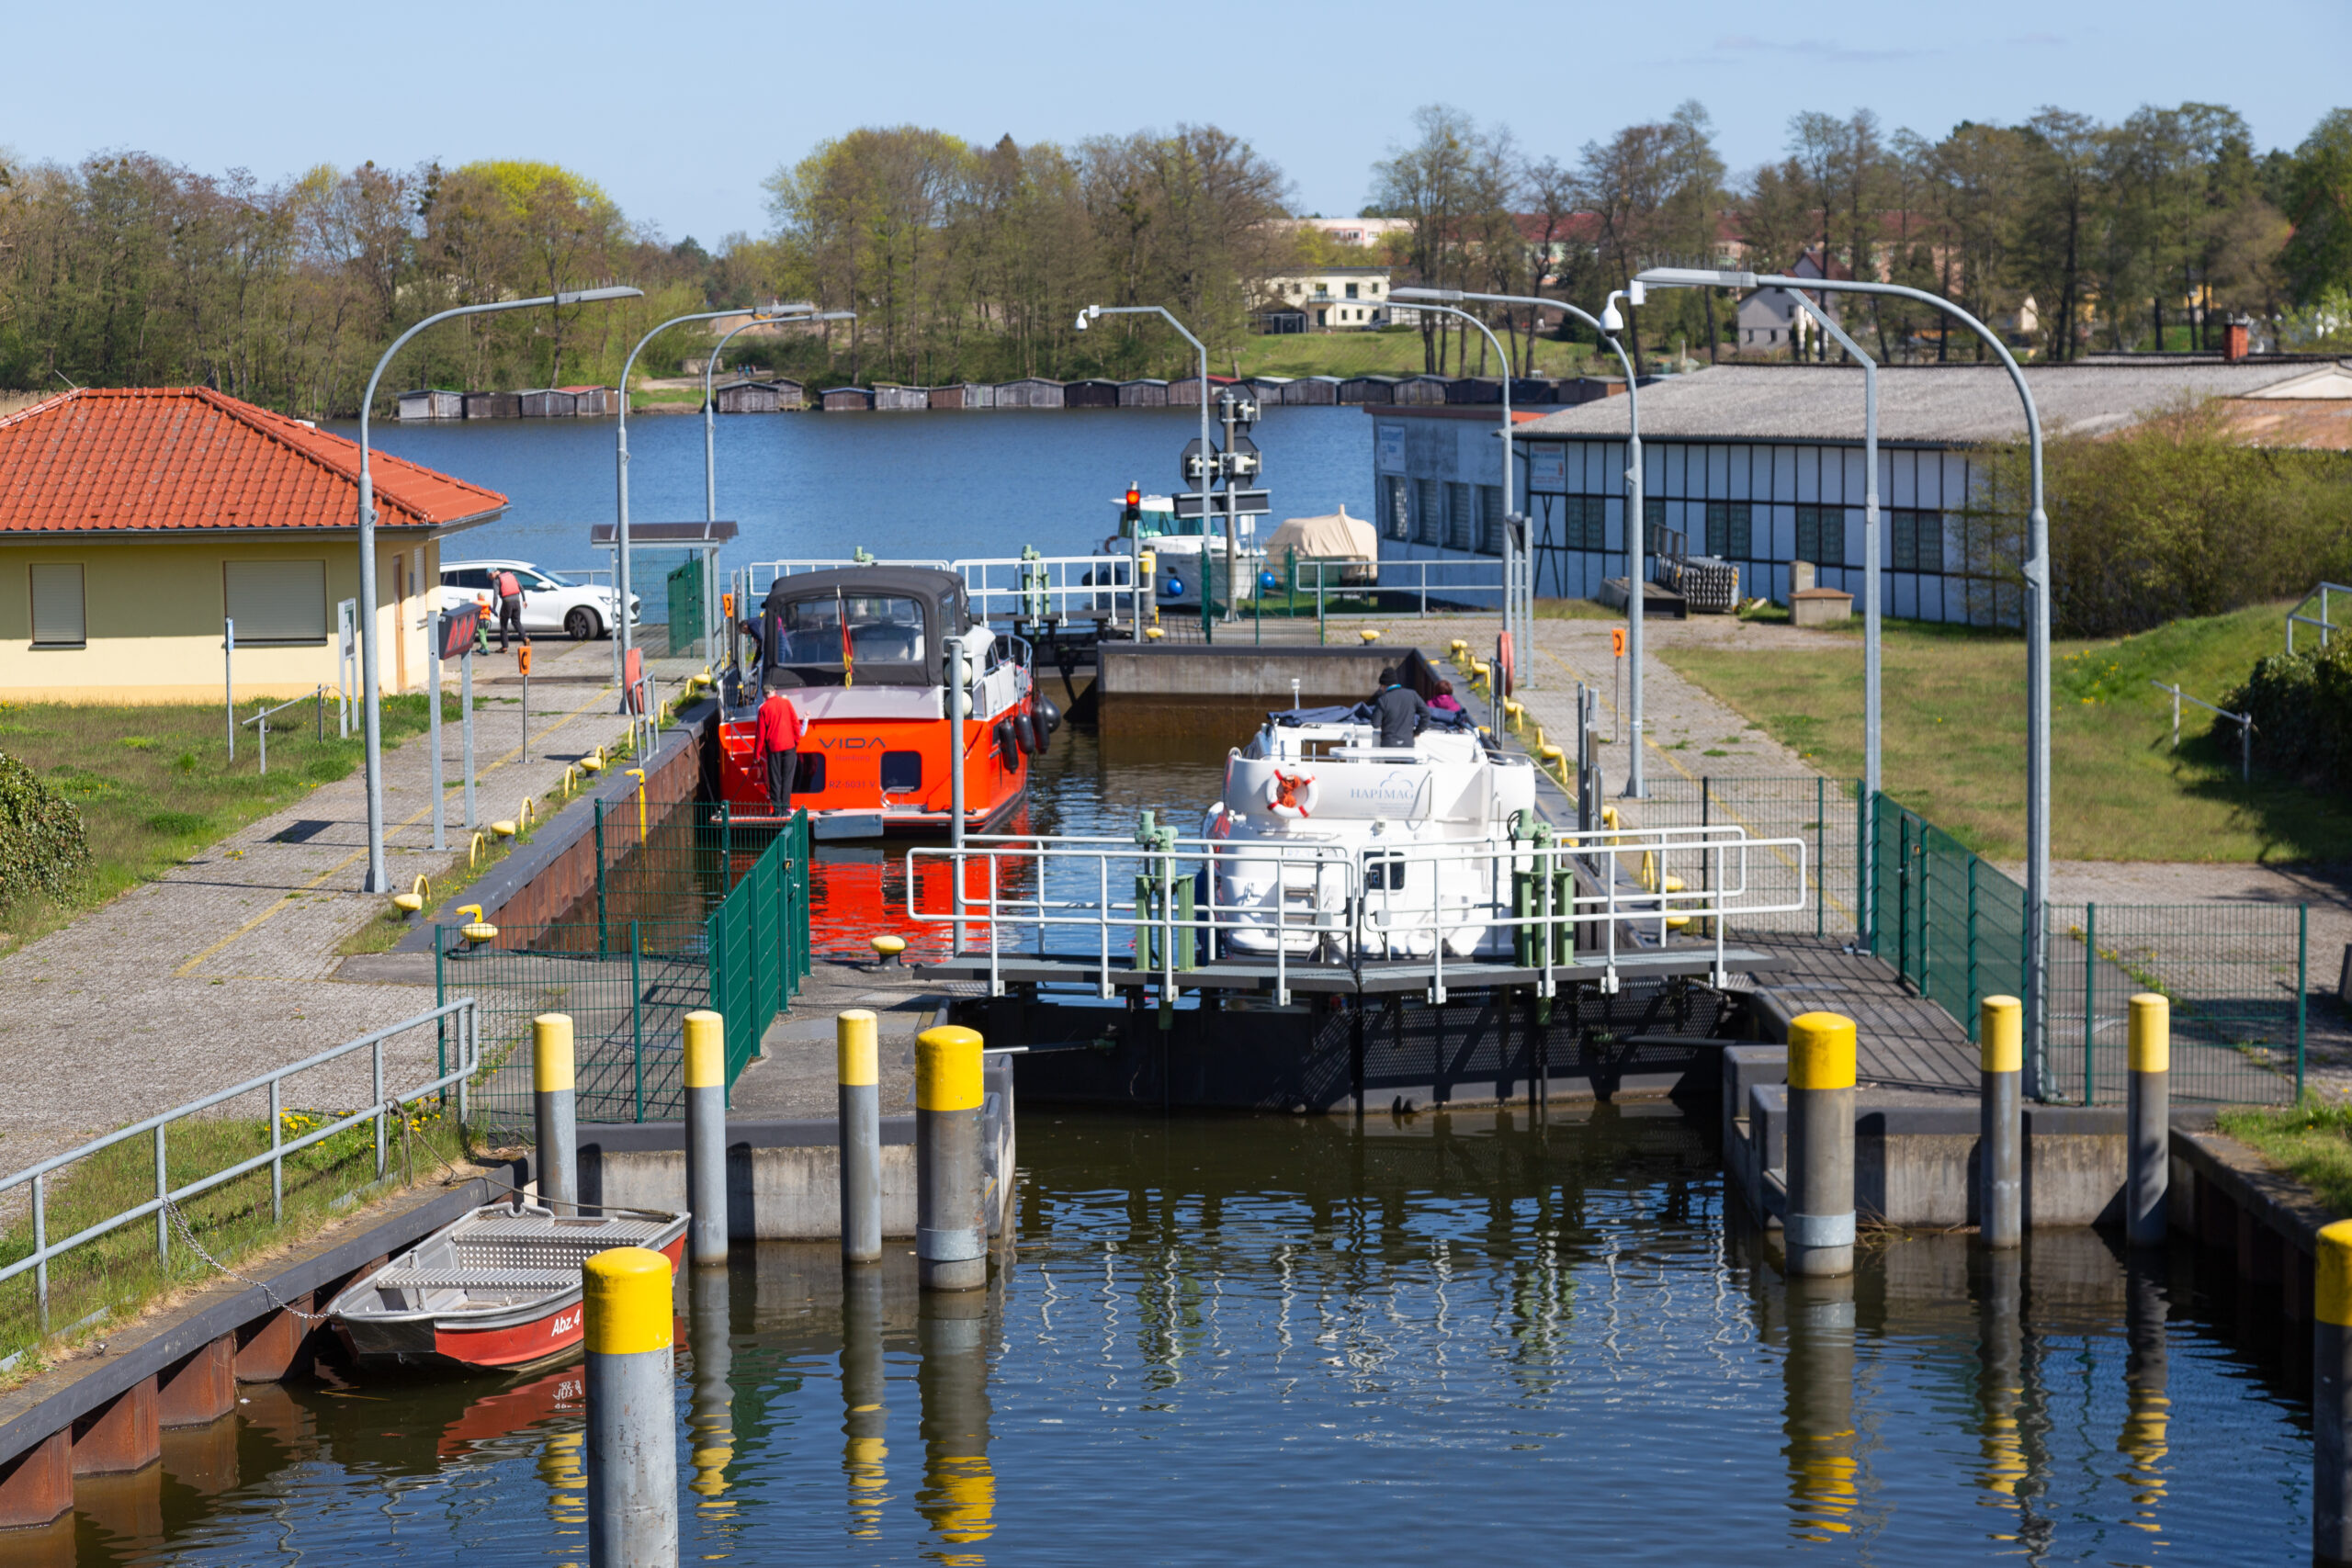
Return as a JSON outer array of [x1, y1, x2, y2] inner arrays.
[[0, 387, 506, 703]]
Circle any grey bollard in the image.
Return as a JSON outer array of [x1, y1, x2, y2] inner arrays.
[[534, 1013, 577, 1214], [1784, 1011, 1856, 1279], [916, 1025, 987, 1292], [584, 1246, 678, 1566], [683, 1010, 728, 1266], [842, 1264, 888, 1536], [1979, 995, 2022, 1248], [686, 1261, 734, 1510], [917, 1289, 996, 1548], [2318, 1221, 2352, 1564], [2126, 993, 2170, 1247], [839, 1010, 883, 1266]]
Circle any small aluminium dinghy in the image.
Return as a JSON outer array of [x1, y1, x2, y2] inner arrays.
[[326, 1202, 687, 1371]]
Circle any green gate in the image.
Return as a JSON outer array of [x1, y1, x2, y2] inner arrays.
[[666, 558, 706, 660]]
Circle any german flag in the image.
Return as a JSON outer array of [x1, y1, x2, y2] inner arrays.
[[838, 588, 854, 686]]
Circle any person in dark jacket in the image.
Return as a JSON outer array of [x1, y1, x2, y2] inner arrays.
[[494, 568, 527, 652], [1371, 667, 1431, 750], [757, 687, 803, 808]]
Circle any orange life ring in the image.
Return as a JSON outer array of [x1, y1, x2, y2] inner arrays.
[[1264, 769, 1318, 818]]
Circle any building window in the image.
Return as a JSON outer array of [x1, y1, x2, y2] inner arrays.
[[224, 559, 328, 644], [1369, 281, 1381, 295], [1383, 476, 1409, 541], [1705, 502, 1752, 559], [1345, 283, 1360, 299], [1414, 479, 1444, 545], [29, 563, 85, 647], [1476, 485, 1505, 554], [1559, 495, 1608, 552], [1445, 482, 1474, 550], [1642, 496, 1668, 556], [1793, 505, 1841, 568], [1889, 509, 1945, 572]]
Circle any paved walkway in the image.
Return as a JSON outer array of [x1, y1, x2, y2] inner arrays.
[[0, 637, 707, 1179]]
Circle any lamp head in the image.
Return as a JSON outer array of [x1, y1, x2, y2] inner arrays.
[[1599, 300, 1624, 333], [1075, 303, 1102, 331], [554, 286, 643, 306], [1634, 266, 1758, 290], [1391, 286, 1461, 302]]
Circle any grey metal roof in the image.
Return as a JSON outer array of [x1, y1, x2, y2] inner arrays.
[[1510, 360, 2352, 446]]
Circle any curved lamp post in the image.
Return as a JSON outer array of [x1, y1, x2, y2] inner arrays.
[[1384, 296, 1520, 673], [355, 284, 641, 894], [1638, 264, 2050, 1092], [1077, 304, 1211, 614], [1396, 286, 1646, 795]]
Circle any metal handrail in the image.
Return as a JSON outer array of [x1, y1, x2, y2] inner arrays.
[[0, 1000, 481, 1332], [2149, 679, 2256, 782], [910, 824, 1804, 1004], [743, 555, 1145, 630], [2287, 581, 2347, 654]]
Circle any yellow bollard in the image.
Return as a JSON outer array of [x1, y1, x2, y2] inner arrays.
[[583, 1246, 677, 1561], [916, 1025, 988, 1291], [1358, 627, 1381, 644], [534, 1012, 575, 1211], [684, 1010, 727, 1267], [870, 933, 908, 967], [1785, 1011, 1857, 1278], [458, 903, 496, 943], [839, 1010, 882, 1263], [626, 769, 647, 840], [392, 874, 428, 916], [2317, 1220, 2352, 1559], [2126, 994, 2169, 1247], [1980, 995, 2023, 1248]]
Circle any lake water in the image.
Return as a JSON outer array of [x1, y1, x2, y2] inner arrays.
[[70, 1111, 2312, 1565], [344, 406, 1379, 588]]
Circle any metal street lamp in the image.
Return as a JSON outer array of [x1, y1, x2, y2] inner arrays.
[[1638, 264, 2052, 1091], [355, 284, 641, 894], [1776, 288, 1883, 951], [698, 308, 854, 652], [1076, 304, 1213, 616], [1383, 294, 1520, 680], [1397, 285, 1647, 795]]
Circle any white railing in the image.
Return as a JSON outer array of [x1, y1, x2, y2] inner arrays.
[[906, 824, 1805, 1005], [0, 1001, 481, 1337], [2288, 581, 2347, 653], [742, 555, 1142, 629]]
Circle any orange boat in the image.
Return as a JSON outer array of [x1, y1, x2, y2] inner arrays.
[[717, 566, 1049, 836]]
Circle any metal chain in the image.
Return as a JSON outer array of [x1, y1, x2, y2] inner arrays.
[[163, 1196, 331, 1323]]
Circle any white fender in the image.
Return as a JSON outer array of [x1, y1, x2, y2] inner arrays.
[[1262, 768, 1319, 818]]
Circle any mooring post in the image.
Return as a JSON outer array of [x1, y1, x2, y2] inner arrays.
[[916, 1024, 988, 1291], [2126, 992, 2170, 1247], [1784, 1011, 1856, 1279], [583, 1247, 678, 1566], [534, 1013, 577, 1215], [684, 1010, 728, 1267], [2318, 1220, 2352, 1565], [1980, 995, 2023, 1247], [839, 1009, 883, 1265]]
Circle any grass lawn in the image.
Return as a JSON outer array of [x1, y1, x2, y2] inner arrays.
[[1233, 331, 1600, 381], [0, 1101, 480, 1379], [1660, 600, 2352, 863], [0, 693, 451, 956], [2218, 1102, 2352, 1215]]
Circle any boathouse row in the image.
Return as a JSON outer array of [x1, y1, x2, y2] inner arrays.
[[1373, 358, 2352, 622]]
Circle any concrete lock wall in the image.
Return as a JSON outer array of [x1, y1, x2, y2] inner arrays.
[[587, 1143, 920, 1241], [1095, 646, 1404, 739]]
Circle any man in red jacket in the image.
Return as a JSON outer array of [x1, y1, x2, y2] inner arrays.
[[493, 568, 526, 652], [757, 687, 803, 809]]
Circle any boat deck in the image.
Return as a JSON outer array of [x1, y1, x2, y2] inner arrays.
[[919, 943, 1785, 996]]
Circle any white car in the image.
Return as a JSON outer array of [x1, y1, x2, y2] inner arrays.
[[439, 559, 639, 641]]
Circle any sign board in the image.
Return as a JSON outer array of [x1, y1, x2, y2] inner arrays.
[[1610, 626, 1626, 659], [1172, 490, 1271, 519], [1525, 446, 1567, 492], [1375, 423, 1407, 474], [436, 604, 480, 661]]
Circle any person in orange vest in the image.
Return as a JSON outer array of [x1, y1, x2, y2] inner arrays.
[[757, 686, 803, 808], [494, 568, 527, 652]]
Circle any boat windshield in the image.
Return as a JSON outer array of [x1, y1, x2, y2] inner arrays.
[[774, 594, 926, 665]]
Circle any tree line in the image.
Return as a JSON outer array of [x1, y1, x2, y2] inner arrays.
[[1, 101, 2346, 414]]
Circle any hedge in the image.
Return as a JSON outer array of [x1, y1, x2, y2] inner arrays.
[[2225, 639, 2352, 785], [0, 750, 89, 908]]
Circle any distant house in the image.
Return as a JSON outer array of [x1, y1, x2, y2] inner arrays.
[[397, 389, 463, 421], [0, 388, 506, 702], [820, 387, 876, 412], [1256, 266, 1393, 333], [1118, 379, 1170, 408], [517, 388, 575, 417], [995, 379, 1065, 410], [559, 385, 616, 417], [1287, 375, 1341, 406], [1063, 378, 1120, 410], [714, 380, 784, 414], [462, 390, 520, 420], [929, 383, 995, 410], [1337, 376, 1397, 406], [1736, 251, 1849, 354], [874, 386, 930, 412], [1168, 375, 1238, 407]]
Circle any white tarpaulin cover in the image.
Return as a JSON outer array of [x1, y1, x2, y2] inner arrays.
[[1263, 507, 1377, 564]]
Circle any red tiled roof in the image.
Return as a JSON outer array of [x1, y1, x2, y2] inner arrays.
[[0, 387, 508, 535]]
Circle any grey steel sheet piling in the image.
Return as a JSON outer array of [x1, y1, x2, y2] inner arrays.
[[684, 1010, 728, 1266], [534, 1014, 578, 1214], [839, 1010, 883, 1265], [2126, 993, 2170, 1247], [1980, 996, 2023, 1248], [584, 1246, 678, 1566], [917, 1025, 988, 1292], [1784, 1011, 1855, 1279]]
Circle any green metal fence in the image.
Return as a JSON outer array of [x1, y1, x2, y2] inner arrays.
[[440, 806, 812, 1126], [1868, 792, 2305, 1104], [1622, 775, 1865, 939]]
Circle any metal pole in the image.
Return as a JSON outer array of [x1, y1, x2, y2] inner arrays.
[[838, 1010, 883, 1265], [427, 615, 445, 850], [684, 1010, 728, 1266], [1785, 1011, 1856, 1278], [461, 649, 477, 832], [1637, 265, 2046, 1092], [1980, 995, 2023, 1247], [584, 1247, 678, 1565], [916, 1024, 988, 1291], [223, 619, 235, 761], [2126, 993, 2169, 1247], [1404, 302, 1515, 661], [949, 637, 967, 956], [534, 1013, 577, 1214]]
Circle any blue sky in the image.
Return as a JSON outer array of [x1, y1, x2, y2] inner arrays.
[[6, 0, 2342, 246]]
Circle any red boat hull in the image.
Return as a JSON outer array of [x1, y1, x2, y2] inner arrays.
[[339, 1233, 686, 1372], [718, 704, 1033, 834]]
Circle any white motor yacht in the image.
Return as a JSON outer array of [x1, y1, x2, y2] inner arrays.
[[1201, 705, 1538, 959]]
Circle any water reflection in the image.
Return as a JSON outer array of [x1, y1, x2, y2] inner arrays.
[[67, 1111, 2314, 1566]]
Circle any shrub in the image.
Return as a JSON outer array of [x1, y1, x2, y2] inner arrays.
[[0, 750, 89, 907], [2226, 639, 2352, 786]]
